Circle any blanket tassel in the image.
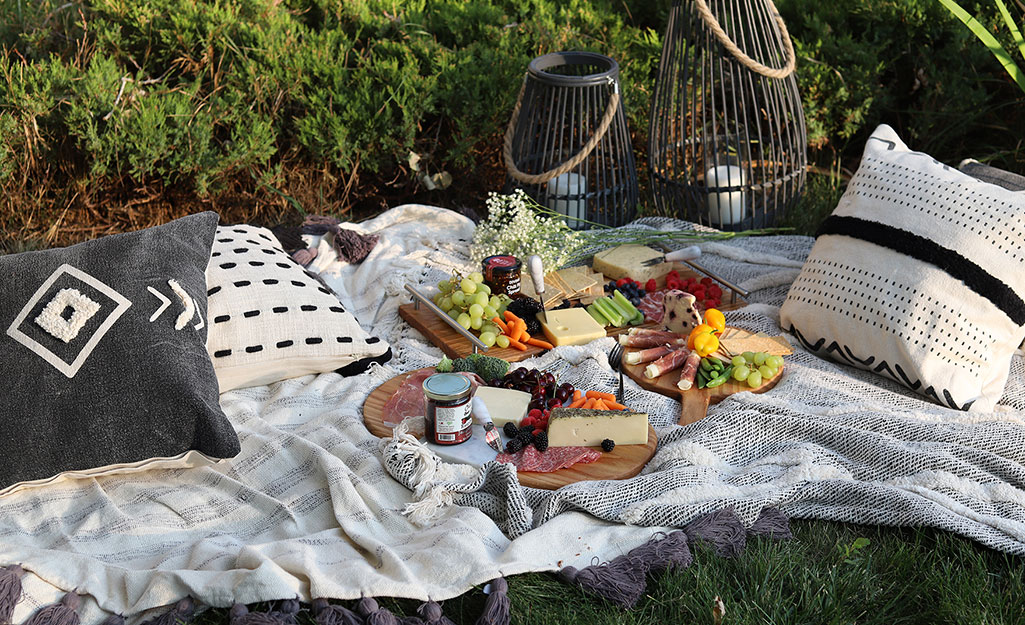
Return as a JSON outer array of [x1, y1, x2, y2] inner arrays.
[[473, 578, 509, 625], [747, 507, 792, 540], [626, 531, 694, 575], [684, 508, 748, 558], [558, 552, 647, 609], [415, 601, 455, 625], [139, 597, 195, 625], [311, 599, 363, 625], [230, 598, 300, 625], [101, 614, 125, 625], [356, 597, 400, 625], [24, 592, 79, 625], [0, 564, 23, 625]]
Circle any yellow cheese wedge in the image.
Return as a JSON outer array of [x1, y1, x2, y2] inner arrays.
[[473, 386, 531, 428], [592, 244, 675, 283], [537, 307, 607, 346], [546, 407, 650, 447]]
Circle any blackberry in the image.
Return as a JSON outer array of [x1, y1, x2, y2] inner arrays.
[[506, 297, 544, 335], [601, 439, 616, 452], [503, 422, 519, 438], [519, 425, 535, 435], [505, 438, 524, 453], [533, 431, 549, 452], [517, 431, 534, 446]]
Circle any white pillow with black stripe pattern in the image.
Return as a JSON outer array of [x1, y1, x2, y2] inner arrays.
[[780, 124, 1025, 412], [205, 224, 391, 391]]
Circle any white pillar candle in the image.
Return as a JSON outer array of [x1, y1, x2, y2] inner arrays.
[[546, 172, 587, 229], [705, 165, 746, 226]]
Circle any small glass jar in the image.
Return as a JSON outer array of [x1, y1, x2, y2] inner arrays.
[[482, 255, 522, 296], [422, 373, 473, 445]]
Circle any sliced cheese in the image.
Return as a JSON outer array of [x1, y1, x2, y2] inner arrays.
[[592, 244, 674, 284], [473, 386, 531, 428], [547, 408, 649, 447], [538, 307, 607, 346]]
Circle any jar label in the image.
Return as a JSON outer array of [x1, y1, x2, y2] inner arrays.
[[434, 402, 472, 442]]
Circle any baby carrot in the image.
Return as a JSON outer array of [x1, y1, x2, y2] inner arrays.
[[572, 389, 582, 401], [592, 399, 610, 410], [585, 390, 617, 402], [582, 398, 597, 410], [503, 310, 521, 324], [603, 399, 628, 410], [568, 397, 587, 409], [525, 337, 554, 350], [507, 338, 528, 351], [491, 316, 510, 334]]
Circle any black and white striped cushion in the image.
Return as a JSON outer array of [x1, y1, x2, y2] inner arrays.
[[206, 225, 390, 391], [780, 125, 1025, 411]]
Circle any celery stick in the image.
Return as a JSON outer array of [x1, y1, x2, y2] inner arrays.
[[586, 304, 610, 327], [612, 290, 642, 320], [605, 295, 635, 326], [594, 297, 624, 326]]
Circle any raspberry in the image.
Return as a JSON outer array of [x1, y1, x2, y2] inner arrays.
[[532, 428, 544, 437], [527, 409, 543, 419], [645, 279, 657, 292], [703, 299, 718, 310], [521, 416, 536, 428], [616, 277, 631, 287], [700, 277, 714, 287], [708, 285, 723, 298]]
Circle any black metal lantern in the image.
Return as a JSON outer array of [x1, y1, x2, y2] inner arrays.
[[649, 0, 807, 229], [503, 51, 639, 228]]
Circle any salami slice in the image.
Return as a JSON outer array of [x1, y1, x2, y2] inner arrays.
[[496, 444, 601, 472], [644, 347, 692, 379], [624, 344, 675, 365], [676, 351, 703, 390]]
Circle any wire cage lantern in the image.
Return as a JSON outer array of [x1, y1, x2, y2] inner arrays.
[[503, 51, 639, 229], [649, 0, 807, 230]]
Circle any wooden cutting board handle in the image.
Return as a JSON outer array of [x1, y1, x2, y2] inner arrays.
[[678, 390, 711, 426]]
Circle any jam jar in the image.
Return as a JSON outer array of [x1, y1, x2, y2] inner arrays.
[[422, 373, 473, 445], [482, 255, 522, 296]]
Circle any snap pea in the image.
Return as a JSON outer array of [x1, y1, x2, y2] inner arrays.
[[696, 368, 710, 389], [700, 359, 714, 372], [708, 357, 724, 369], [705, 365, 735, 389]]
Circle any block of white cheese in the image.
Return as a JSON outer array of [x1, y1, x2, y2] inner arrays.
[[546, 408, 650, 447], [473, 386, 531, 429], [592, 244, 674, 284], [662, 289, 703, 334], [537, 307, 607, 347]]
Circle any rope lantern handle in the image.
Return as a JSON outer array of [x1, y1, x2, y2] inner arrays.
[[691, 0, 796, 79], [503, 76, 620, 185]]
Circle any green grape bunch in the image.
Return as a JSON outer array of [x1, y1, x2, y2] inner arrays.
[[433, 271, 512, 346]]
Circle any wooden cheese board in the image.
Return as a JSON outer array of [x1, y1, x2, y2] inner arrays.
[[622, 327, 785, 427], [363, 368, 658, 490], [400, 268, 747, 362]]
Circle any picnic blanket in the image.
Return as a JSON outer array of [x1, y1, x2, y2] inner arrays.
[[3, 204, 1024, 624]]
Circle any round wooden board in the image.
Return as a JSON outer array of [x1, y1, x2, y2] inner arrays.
[[363, 368, 658, 490], [622, 333, 783, 426]]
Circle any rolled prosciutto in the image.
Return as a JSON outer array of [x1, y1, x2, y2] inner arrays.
[[644, 347, 692, 379], [624, 344, 675, 365], [618, 333, 687, 348], [676, 351, 704, 391]]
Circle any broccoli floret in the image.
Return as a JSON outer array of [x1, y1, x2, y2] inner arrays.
[[435, 355, 454, 373], [451, 353, 509, 382]]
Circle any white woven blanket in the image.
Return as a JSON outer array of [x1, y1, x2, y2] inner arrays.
[[3, 205, 1024, 624]]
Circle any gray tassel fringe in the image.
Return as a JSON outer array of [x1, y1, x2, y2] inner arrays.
[[24, 593, 79, 625], [139, 597, 194, 625], [0, 565, 23, 625], [355, 597, 400, 625], [312, 599, 363, 625], [473, 578, 509, 625], [229, 599, 300, 625]]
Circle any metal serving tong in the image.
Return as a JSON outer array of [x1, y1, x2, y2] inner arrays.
[[640, 245, 702, 267]]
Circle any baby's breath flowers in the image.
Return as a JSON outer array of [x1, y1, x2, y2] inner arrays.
[[470, 190, 584, 270], [471, 190, 793, 269]]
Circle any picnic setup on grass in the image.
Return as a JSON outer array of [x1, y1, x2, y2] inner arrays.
[[1, 1, 1024, 624]]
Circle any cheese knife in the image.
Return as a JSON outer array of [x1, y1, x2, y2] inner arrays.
[[527, 255, 547, 323], [640, 245, 702, 267], [471, 395, 503, 452]]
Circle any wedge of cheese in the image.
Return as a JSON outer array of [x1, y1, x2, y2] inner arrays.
[[474, 386, 531, 428], [547, 407, 649, 447], [592, 244, 674, 284], [538, 307, 607, 346]]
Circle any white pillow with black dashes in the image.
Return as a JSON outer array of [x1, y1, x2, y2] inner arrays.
[[205, 224, 391, 392], [780, 124, 1025, 412]]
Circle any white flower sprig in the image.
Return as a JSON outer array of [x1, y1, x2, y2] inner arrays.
[[470, 190, 584, 270]]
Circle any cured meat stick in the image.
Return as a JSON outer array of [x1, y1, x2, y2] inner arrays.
[[624, 328, 682, 339], [644, 347, 692, 379], [676, 351, 703, 391], [623, 344, 675, 365], [618, 334, 687, 348]]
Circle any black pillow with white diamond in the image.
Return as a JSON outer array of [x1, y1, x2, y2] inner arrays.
[[780, 124, 1025, 412], [206, 225, 391, 391], [0, 212, 241, 493]]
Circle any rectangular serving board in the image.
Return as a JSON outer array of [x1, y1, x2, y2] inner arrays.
[[400, 268, 746, 362]]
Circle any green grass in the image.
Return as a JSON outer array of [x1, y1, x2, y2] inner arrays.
[[780, 170, 848, 237], [192, 520, 1024, 625]]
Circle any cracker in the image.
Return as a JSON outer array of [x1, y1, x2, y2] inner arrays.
[[719, 328, 793, 356]]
